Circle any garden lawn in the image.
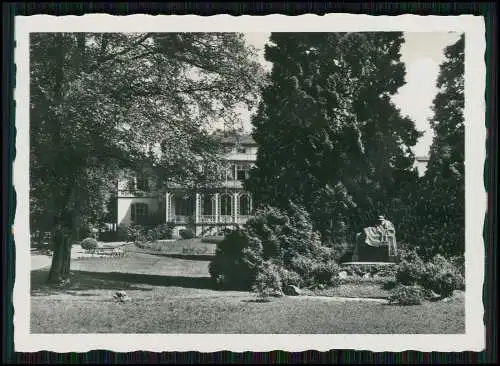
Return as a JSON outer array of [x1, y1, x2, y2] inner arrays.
[[30, 252, 465, 334]]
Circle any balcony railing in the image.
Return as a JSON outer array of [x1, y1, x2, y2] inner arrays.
[[236, 216, 250, 224], [173, 215, 194, 224], [118, 189, 157, 197], [169, 214, 252, 225], [218, 215, 233, 224], [199, 215, 217, 223]]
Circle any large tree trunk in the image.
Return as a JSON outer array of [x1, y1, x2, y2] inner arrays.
[[47, 228, 72, 285], [46, 34, 74, 285]]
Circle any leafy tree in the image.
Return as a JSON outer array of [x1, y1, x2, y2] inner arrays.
[[246, 32, 421, 252], [30, 32, 263, 284], [413, 34, 465, 258]]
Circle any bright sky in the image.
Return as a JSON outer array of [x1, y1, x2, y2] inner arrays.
[[241, 32, 462, 157]]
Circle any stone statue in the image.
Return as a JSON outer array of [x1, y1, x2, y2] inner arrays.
[[352, 215, 398, 262]]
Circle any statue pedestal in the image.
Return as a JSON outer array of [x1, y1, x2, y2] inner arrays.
[[352, 244, 394, 263]]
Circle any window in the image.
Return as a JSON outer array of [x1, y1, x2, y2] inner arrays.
[[236, 164, 250, 181], [202, 195, 214, 216], [238, 194, 252, 216], [127, 178, 136, 191], [223, 165, 236, 180], [175, 196, 195, 216], [220, 194, 232, 216], [131, 203, 148, 223], [136, 177, 149, 191]]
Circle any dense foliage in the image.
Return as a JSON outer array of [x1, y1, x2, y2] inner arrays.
[[409, 34, 465, 258], [209, 202, 340, 291], [245, 32, 421, 253], [395, 249, 464, 298], [30, 33, 263, 283]]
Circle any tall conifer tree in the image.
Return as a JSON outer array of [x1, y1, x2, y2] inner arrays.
[[246, 32, 421, 251], [415, 34, 465, 257]]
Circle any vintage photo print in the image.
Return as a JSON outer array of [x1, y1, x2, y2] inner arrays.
[[13, 14, 486, 352]]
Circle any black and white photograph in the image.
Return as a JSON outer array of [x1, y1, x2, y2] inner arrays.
[[13, 14, 485, 352]]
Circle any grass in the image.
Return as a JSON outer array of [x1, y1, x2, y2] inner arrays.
[[30, 252, 465, 334], [31, 292, 465, 334]]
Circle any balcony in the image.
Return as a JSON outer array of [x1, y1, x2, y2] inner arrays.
[[173, 215, 194, 224], [218, 215, 233, 224], [170, 214, 250, 225], [118, 189, 159, 197], [236, 215, 250, 224], [199, 215, 217, 224]]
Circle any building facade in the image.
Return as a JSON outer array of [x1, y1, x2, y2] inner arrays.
[[415, 156, 430, 177], [117, 134, 258, 237], [116, 135, 430, 237]]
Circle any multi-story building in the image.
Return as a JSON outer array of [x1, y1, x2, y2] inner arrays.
[[116, 134, 430, 237], [116, 134, 258, 237]]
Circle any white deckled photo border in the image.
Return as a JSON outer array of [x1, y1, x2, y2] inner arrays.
[[13, 14, 486, 353]]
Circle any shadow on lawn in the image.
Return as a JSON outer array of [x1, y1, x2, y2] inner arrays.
[[31, 268, 223, 297], [164, 254, 214, 261], [124, 248, 214, 261]]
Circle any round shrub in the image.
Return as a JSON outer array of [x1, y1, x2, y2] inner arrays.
[[252, 261, 283, 301], [388, 285, 424, 306], [145, 229, 155, 242], [449, 255, 465, 278], [313, 260, 341, 287], [209, 230, 260, 289], [394, 251, 464, 298], [395, 256, 427, 286], [80, 237, 98, 250], [278, 268, 303, 288], [289, 255, 318, 287], [423, 254, 464, 297], [289, 256, 340, 288], [155, 222, 175, 240], [179, 229, 195, 239], [127, 225, 145, 243]]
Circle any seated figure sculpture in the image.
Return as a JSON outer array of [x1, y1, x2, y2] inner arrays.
[[352, 215, 398, 262]]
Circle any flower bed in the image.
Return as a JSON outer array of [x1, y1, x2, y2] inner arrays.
[[134, 238, 217, 256]]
